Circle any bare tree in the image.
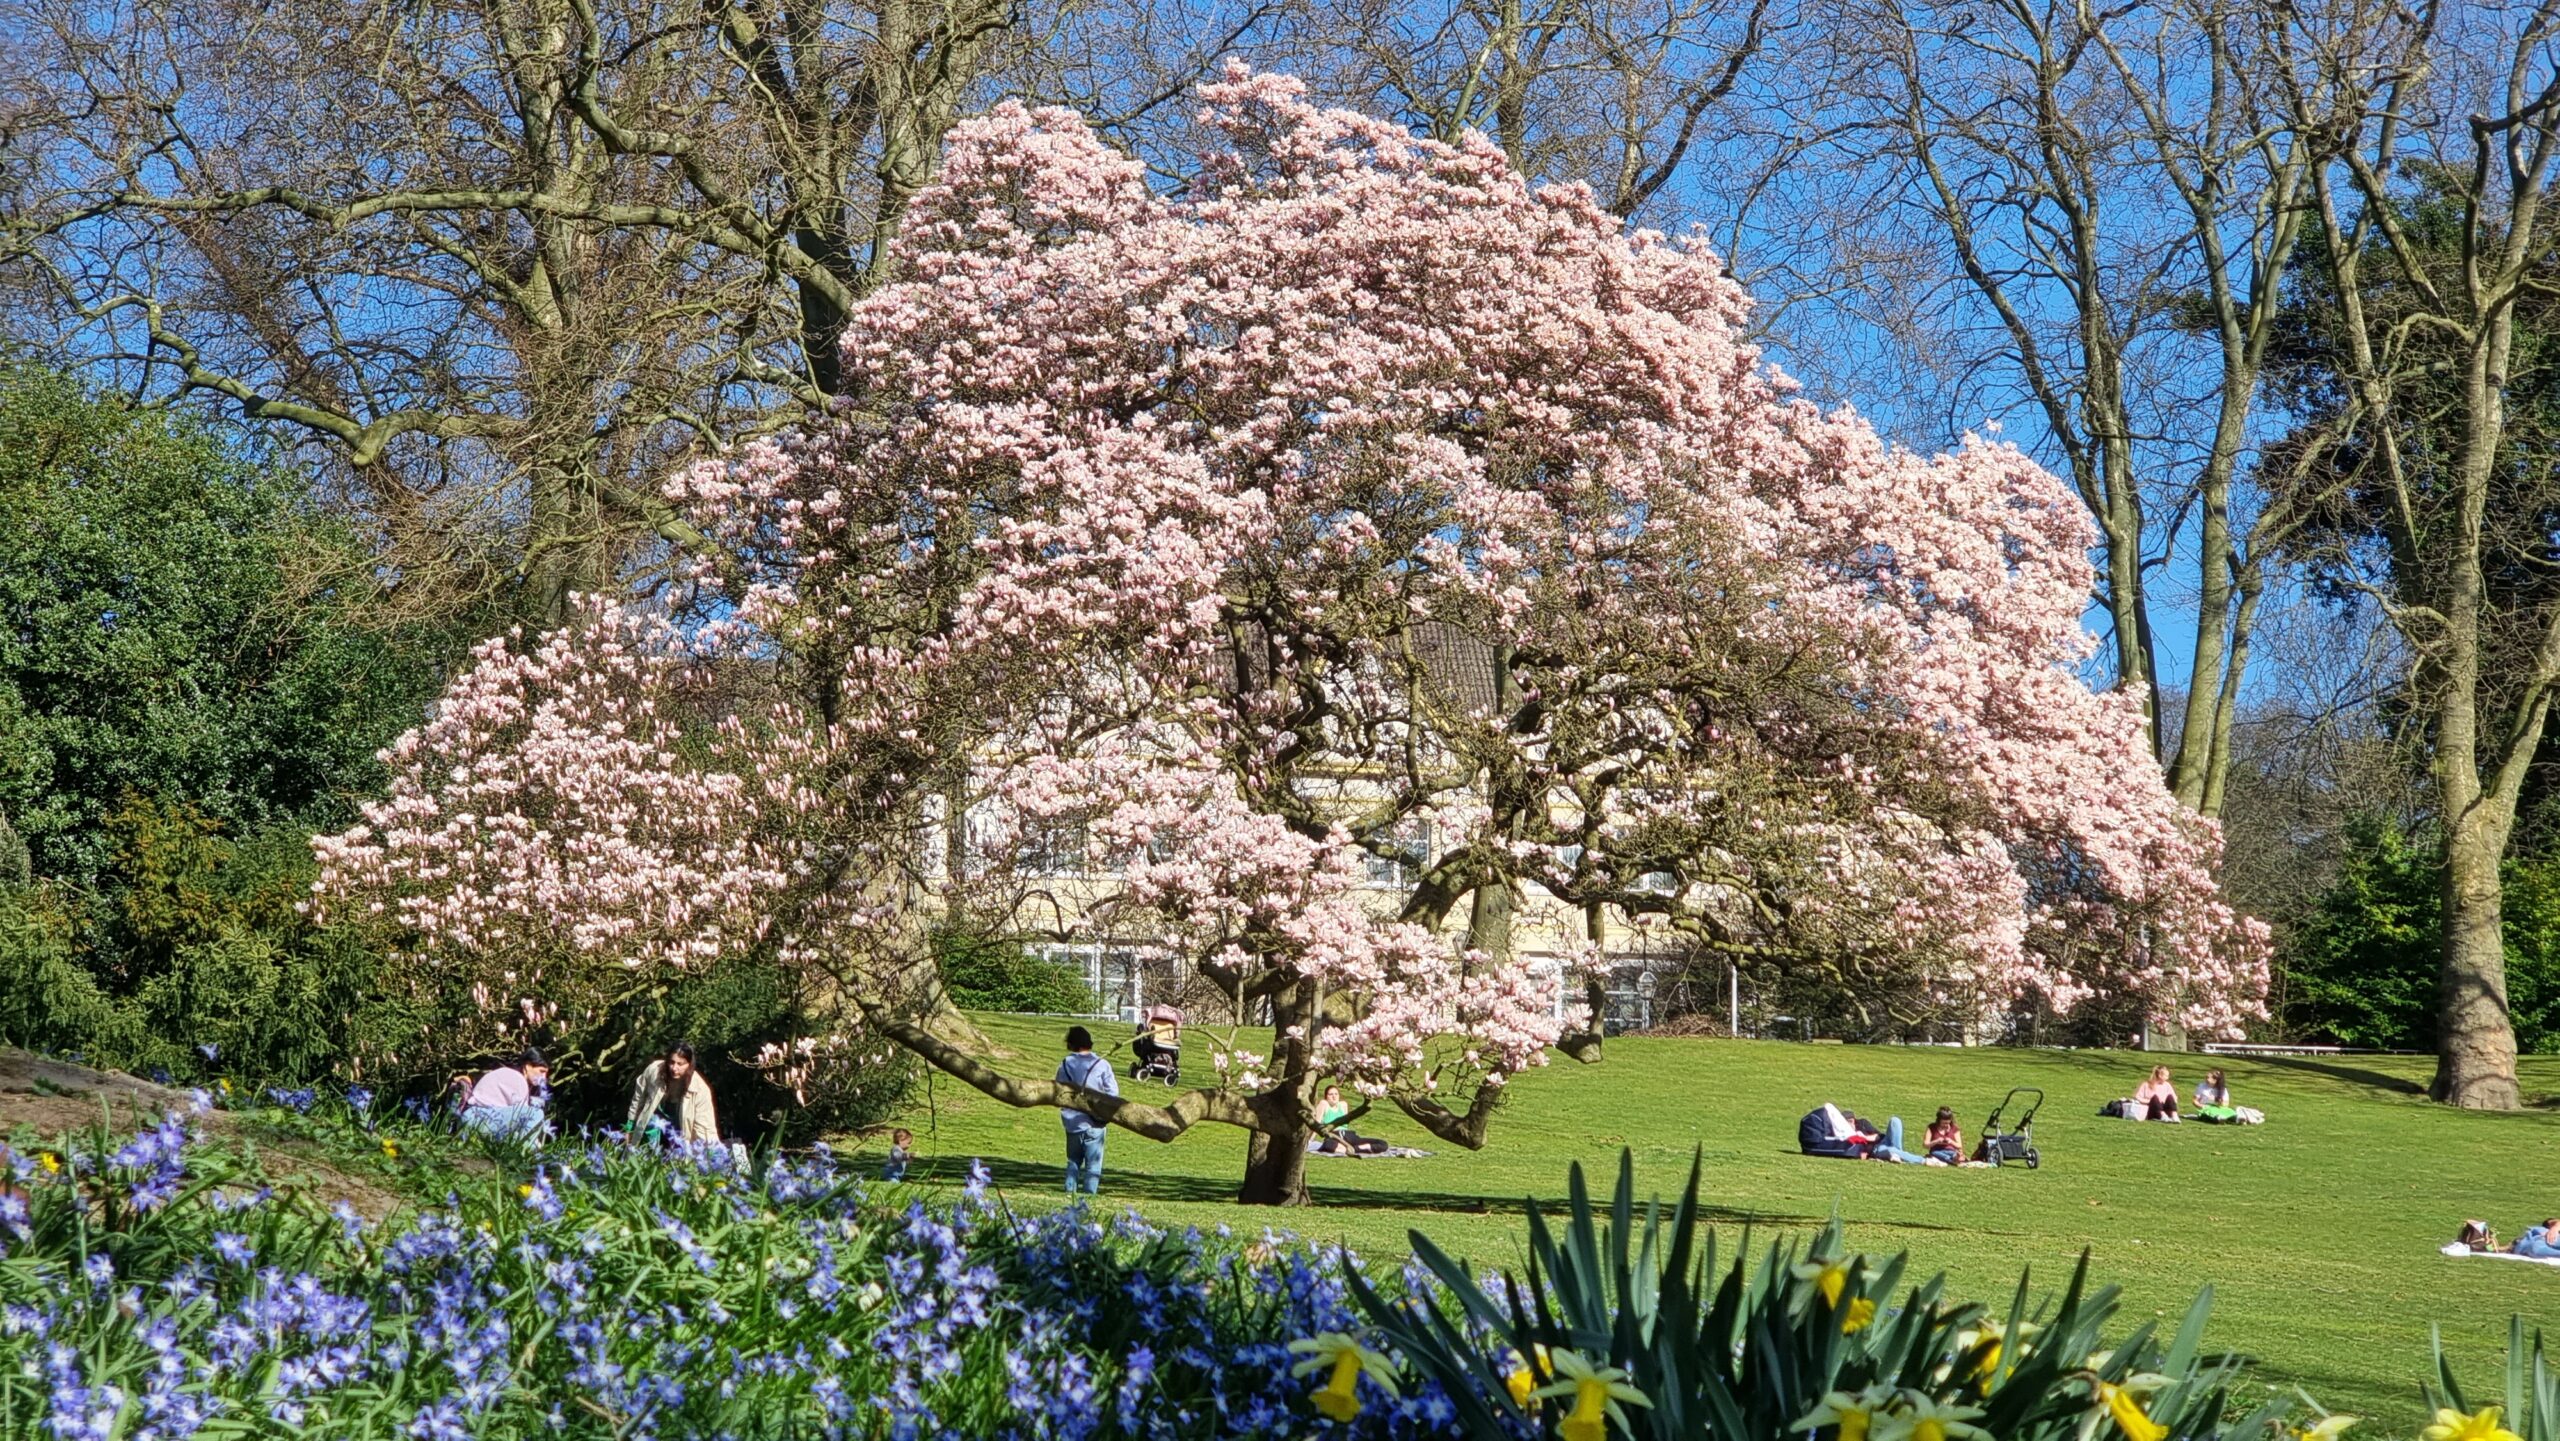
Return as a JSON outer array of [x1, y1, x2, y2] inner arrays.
[[1797, 0, 2371, 818], [2263, 0, 2560, 1107], [1, 0, 1014, 620]]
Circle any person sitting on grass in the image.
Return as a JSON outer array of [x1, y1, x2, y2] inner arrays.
[[1314, 1084, 1390, 1157], [883, 1128, 914, 1182], [2513, 1218, 2560, 1259], [2132, 1065, 2182, 1122], [1925, 1107, 1964, 1164], [462, 1048, 552, 1142], [626, 1041, 719, 1149], [2191, 1067, 2252, 1123]]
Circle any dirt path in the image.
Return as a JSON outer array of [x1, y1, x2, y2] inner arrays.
[[0, 1049, 411, 1221]]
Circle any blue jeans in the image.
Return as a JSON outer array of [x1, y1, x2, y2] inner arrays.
[[1064, 1128, 1104, 1194], [2516, 1228, 2560, 1259], [464, 1104, 548, 1142], [1874, 1116, 1927, 1164]]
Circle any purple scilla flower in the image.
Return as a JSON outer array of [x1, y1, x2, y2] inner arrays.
[[266, 1087, 316, 1114], [44, 1343, 124, 1441], [1118, 1343, 1155, 1414], [520, 1172, 565, 1223], [211, 1186, 275, 1214], [196, 1043, 219, 1062], [81, 1254, 113, 1289], [110, 1113, 190, 1214], [331, 1200, 365, 1246], [213, 1233, 255, 1268]]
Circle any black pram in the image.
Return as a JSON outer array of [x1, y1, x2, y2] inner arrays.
[[1131, 1005, 1181, 1084]]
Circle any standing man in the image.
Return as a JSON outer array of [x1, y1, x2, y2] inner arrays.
[[1056, 1026, 1118, 1195]]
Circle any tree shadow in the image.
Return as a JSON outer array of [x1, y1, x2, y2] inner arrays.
[[912, 1154, 1998, 1236], [2241, 1053, 2428, 1097]]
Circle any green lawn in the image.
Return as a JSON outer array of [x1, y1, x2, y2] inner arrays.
[[881, 1014, 2560, 1429]]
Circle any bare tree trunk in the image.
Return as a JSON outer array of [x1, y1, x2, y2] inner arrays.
[[2431, 366, 2523, 1109], [2436, 814, 2520, 1107]]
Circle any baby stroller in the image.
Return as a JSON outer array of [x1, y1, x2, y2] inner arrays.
[[1131, 1005, 1182, 1085], [1976, 1087, 2043, 1168]]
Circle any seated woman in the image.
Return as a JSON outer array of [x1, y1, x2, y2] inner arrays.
[[1314, 1084, 1390, 1156], [2191, 1068, 2243, 1122], [1925, 1107, 1964, 1164], [462, 1048, 552, 1142], [2513, 1218, 2560, 1259], [2132, 1065, 2181, 1122], [626, 1042, 719, 1149]]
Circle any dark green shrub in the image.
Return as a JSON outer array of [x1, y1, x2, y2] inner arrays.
[[2289, 819, 2560, 1052], [938, 932, 1096, 1014]]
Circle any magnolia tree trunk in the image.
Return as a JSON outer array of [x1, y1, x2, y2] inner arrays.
[[1237, 984, 1321, 1205], [1239, 1123, 1314, 1206], [2435, 820, 2521, 1108]]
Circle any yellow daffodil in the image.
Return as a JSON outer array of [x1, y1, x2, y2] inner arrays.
[[1798, 1385, 1897, 1441], [1529, 1347, 1651, 1441], [2294, 1414, 2359, 1441], [2092, 1375, 2172, 1441], [1951, 1320, 2040, 1382], [36, 1152, 60, 1175], [1505, 1345, 1551, 1409], [1287, 1333, 1400, 1423], [1793, 1254, 1854, 1307], [2422, 1407, 2523, 1441], [1842, 1297, 1878, 1334], [1875, 1393, 1992, 1441]]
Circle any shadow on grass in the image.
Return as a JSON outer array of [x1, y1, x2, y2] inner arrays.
[[2242, 1054, 2428, 1097], [916, 1155, 2004, 1236]]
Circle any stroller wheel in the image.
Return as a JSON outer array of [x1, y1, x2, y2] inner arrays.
[[2024, 1149, 2040, 1169]]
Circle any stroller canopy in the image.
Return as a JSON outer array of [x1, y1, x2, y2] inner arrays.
[[1141, 1005, 1182, 1032]]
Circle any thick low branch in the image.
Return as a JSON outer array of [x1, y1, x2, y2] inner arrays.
[[860, 1001, 1260, 1140]]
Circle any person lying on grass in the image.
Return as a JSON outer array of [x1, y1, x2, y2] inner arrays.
[[2513, 1218, 2560, 1259]]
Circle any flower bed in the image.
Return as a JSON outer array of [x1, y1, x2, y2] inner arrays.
[[0, 1105, 2547, 1440]]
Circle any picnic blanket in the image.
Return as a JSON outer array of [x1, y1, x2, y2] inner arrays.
[[1306, 1141, 1431, 1158], [2441, 1243, 2560, 1267]]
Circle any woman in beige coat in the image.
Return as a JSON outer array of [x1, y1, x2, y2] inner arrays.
[[627, 1042, 719, 1147]]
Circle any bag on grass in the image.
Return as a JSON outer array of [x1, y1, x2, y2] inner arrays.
[[2098, 1099, 2130, 1120]]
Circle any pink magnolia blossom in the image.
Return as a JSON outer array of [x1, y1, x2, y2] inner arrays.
[[314, 69, 2267, 1189]]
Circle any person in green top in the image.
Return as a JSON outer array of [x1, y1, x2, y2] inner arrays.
[[1315, 1084, 1389, 1156]]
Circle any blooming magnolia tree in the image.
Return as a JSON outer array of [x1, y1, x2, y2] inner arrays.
[[313, 70, 2269, 1204]]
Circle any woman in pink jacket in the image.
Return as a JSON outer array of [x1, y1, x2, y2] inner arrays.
[[2132, 1064, 2182, 1122]]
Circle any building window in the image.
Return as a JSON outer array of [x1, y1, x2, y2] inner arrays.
[[1362, 822, 1431, 889], [1021, 820, 1089, 876], [1023, 942, 1151, 1021]]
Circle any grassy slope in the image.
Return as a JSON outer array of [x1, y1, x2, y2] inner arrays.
[[883, 1015, 2560, 1427]]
